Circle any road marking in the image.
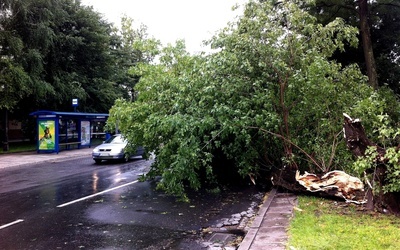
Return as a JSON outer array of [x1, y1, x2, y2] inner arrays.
[[57, 180, 139, 208], [0, 219, 24, 230]]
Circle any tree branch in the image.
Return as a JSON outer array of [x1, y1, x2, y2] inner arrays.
[[247, 126, 324, 171]]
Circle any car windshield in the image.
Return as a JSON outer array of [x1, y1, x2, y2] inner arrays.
[[104, 135, 126, 144]]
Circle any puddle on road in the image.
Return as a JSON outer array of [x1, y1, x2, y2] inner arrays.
[[83, 180, 266, 249]]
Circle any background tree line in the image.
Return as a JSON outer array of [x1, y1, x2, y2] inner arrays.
[[0, 0, 151, 148], [310, 0, 400, 92]]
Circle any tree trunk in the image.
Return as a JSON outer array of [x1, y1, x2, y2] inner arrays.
[[2, 109, 9, 152], [358, 0, 378, 89], [343, 113, 400, 214]]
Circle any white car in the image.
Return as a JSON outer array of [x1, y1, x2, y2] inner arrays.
[[92, 134, 144, 164]]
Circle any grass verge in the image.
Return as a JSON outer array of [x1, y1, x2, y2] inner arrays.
[[0, 138, 104, 154], [287, 195, 400, 250], [0, 141, 36, 154]]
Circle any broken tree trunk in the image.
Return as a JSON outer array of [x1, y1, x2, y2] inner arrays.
[[269, 113, 400, 213], [342, 113, 386, 157], [270, 167, 366, 204], [342, 113, 385, 210], [295, 170, 365, 204], [343, 113, 400, 214], [268, 113, 367, 203]]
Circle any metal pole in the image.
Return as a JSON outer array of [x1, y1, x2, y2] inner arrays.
[[3, 109, 9, 151]]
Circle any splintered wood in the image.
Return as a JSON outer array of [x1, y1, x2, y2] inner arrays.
[[295, 170, 366, 204]]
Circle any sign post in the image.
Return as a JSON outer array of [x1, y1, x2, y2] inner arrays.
[[72, 98, 78, 112]]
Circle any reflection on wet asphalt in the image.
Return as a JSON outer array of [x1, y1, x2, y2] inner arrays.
[[0, 157, 264, 249]]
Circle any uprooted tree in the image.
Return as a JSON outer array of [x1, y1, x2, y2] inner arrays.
[[107, 0, 400, 207], [271, 113, 400, 214], [344, 113, 400, 214], [302, 112, 400, 214]]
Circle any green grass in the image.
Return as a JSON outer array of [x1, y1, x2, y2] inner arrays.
[[0, 141, 36, 154], [287, 195, 400, 250], [0, 139, 103, 154], [91, 137, 104, 146]]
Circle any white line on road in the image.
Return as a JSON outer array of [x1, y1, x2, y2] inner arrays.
[[57, 180, 139, 208], [0, 219, 24, 230]]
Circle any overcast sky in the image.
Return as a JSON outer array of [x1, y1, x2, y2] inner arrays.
[[80, 0, 247, 53]]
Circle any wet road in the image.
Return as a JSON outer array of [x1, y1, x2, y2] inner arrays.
[[0, 156, 263, 249]]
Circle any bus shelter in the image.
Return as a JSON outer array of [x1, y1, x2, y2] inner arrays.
[[30, 110, 109, 153]]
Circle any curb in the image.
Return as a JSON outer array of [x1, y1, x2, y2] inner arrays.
[[238, 188, 278, 250], [238, 188, 297, 250]]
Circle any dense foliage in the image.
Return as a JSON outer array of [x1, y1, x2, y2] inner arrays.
[[109, 0, 400, 200], [0, 0, 145, 115], [354, 114, 400, 194]]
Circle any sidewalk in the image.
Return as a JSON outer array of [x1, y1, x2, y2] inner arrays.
[[238, 188, 297, 250], [0, 148, 297, 250], [0, 147, 93, 169]]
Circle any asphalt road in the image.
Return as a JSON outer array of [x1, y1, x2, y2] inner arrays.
[[0, 155, 263, 249]]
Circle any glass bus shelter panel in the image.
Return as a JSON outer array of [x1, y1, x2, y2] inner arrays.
[[58, 119, 79, 143]]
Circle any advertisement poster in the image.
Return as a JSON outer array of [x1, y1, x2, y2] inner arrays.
[[38, 120, 55, 150], [81, 121, 90, 146]]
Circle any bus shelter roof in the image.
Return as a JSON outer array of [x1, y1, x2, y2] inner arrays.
[[29, 110, 109, 120]]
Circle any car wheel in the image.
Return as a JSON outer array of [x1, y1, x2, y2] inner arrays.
[[94, 159, 102, 164], [122, 153, 130, 163]]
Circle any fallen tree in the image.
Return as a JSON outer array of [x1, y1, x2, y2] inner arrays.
[[270, 167, 366, 205], [270, 113, 400, 214]]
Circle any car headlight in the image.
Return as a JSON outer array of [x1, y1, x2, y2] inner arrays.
[[93, 148, 99, 153]]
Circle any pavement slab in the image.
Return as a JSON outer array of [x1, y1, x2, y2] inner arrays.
[[238, 188, 297, 250]]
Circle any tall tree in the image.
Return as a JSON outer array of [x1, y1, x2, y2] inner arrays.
[[309, 0, 400, 90], [0, 0, 50, 150], [359, 0, 378, 89], [110, 16, 156, 101], [0, 0, 132, 149], [1, 0, 128, 114]]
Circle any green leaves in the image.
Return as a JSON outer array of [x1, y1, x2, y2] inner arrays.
[[353, 114, 400, 194], [1, 0, 143, 113], [0, 60, 31, 110]]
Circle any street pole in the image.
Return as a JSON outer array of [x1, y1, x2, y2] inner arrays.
[[2, 109, 9, 151], [72, 98, 78, 112]]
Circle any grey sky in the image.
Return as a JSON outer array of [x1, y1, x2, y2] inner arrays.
[[80, 0, 246, 53]]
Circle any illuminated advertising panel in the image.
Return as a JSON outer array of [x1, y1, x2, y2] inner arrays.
[[38, 120, 55, 150]]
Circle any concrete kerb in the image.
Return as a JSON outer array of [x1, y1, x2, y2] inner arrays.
[[238, 188, 297, 250], [238, 188, 278, 250]]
